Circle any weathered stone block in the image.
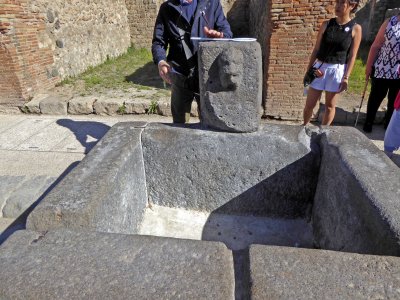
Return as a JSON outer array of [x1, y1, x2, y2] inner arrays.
[[124, 99, 149, 114], [198, 41, 262, 132], [40, 96, 68, 115], [313, 126, 400, 256], [24, 94, 49, 114], [68, 96, 95, 114], [249, 245, 400, 299], [93, 97, 125, 115], [0, 230, 234, 299], [27, 122, 148, 234], [142, 123, 319, 217], [156, 98, 172, 116]]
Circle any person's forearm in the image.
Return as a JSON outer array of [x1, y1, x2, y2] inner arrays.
[[366, 45, 379, 70], [344, 56, 356, 79]]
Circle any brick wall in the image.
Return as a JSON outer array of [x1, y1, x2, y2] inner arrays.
[[250, 0, 336, 120], [0, 0, 57, 106], [0, 0, 131, 107]]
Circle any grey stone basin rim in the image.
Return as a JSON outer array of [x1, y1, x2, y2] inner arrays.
[[25, 122, 400, 256]]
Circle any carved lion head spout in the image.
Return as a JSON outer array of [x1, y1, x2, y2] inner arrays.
[[218, 47, 244, 91]]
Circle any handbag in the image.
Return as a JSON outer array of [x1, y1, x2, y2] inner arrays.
[[303, 63, 323, 87]]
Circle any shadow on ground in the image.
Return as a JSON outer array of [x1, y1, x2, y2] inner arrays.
[[56, 119, 110, 154], [125, 62, 166, 89]]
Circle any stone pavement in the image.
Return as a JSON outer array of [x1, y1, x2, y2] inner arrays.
[[0, 113, 398, 243]]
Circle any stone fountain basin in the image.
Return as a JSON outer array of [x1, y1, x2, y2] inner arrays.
[[25, 122, 400, 256], [2, 122, 400, 299]]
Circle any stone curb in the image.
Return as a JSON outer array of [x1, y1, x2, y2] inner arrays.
[[23, 94, 199, 118], [318, 103, 386, 126]]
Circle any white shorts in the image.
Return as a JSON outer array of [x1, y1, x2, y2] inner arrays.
[[309, 62, 346, 93]]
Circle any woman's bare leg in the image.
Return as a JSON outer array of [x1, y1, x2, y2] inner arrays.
[[303, 87, 323, 125], [322, 91, 340, 125]]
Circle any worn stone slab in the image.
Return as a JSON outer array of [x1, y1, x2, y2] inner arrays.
[[0, 230, 234, 299], [40, 96, 68, 115], [0, 115, 25, 135], [0, 118, 55, 150], [0, 176, 25, 216], [68, 96, 96, 114], [0, 150, 84, 176], [27, 122, 148, 234], [313, 126, 400, 256], [198, 41, 262, 132], [16, 119, 76, 151], [249, 245, 400, 299], [157, 100, 197, 117], [142, 123, 319, 217], [93, 97, 125, 115], [24, 93, 49, 114], [2, 176, 55, 218], [125, 98, 150, 114], [157, 100, 172, 116]]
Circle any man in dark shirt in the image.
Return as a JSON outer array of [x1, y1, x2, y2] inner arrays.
[[152, 0, 232, 123]]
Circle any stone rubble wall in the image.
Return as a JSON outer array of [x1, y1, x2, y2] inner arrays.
[[0, 0, 131, 106], [125, 0, 164, 49], [355, 0, 400, 42], [34, 0, 131, 79]]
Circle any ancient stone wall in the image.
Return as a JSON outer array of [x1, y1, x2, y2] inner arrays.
[[221, 0, 249, 37], [0, 0, 130, 106], [355, 0, 400, 42], [33, 0, 130, 78], [125, 0, 163, 49]]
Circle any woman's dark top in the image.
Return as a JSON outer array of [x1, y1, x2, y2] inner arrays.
[[316, 18, 355, 64]]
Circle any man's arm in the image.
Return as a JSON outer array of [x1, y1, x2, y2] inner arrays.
[[152, 9, 168, 65], [152, 7, 172, 84], [212, 0, 232, 38]]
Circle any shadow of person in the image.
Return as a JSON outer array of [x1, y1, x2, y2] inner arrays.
[[56, 119, 111, 154]]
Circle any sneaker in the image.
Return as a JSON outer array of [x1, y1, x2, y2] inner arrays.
[[363, 122, 372, 133]]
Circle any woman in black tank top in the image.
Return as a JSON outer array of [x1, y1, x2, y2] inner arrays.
[[303, 0, 362, 126]]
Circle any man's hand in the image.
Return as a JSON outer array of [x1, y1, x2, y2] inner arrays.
[[158, 60, 171, 84], [204, 26, 224, 38]]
